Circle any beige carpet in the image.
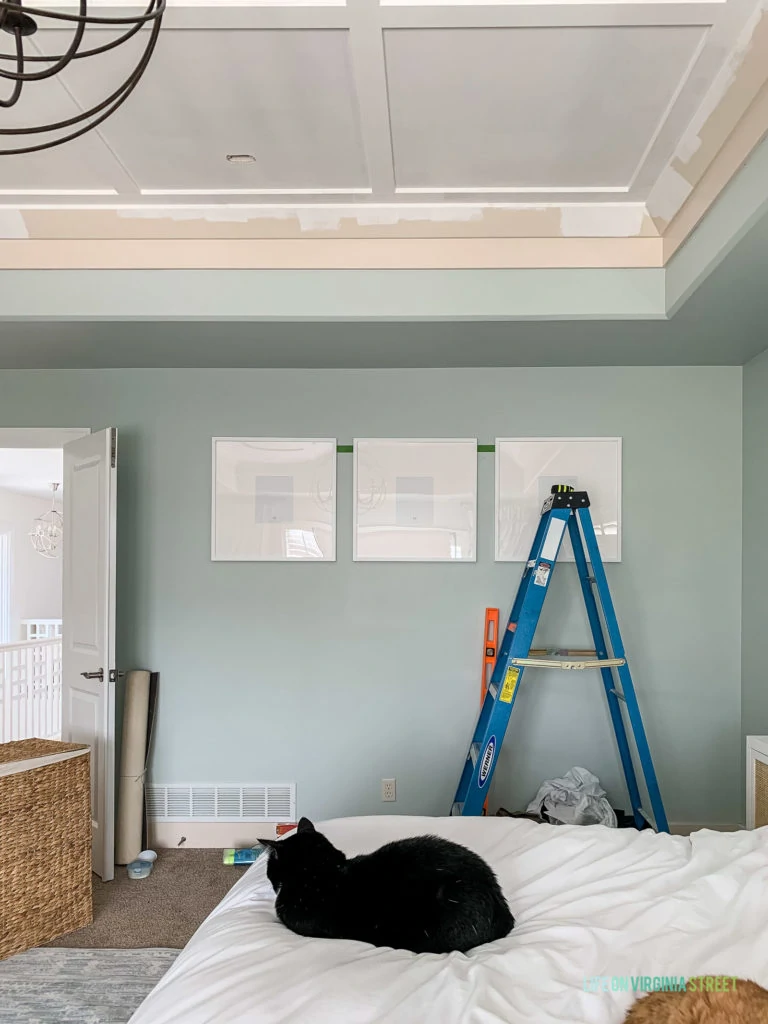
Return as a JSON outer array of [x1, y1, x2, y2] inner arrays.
[[46, 849, 248, 949]]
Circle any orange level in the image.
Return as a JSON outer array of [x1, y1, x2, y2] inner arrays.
[[482, 608, 499, 704], [480, 608, 500, 814]]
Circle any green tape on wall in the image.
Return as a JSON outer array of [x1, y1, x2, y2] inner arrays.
[[336, 444, 495, 453]]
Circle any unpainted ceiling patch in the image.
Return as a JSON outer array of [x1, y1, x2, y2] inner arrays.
[[559, 204, 649, 238], [647, 4, 768, 230], [684, 2, 765, 155], [47, 203, 650, 239], [681, 5, 765, 155], [685, 8, 768, 162], [647, 167, 694, 226], [329, 206, 486, 229], [13, 203, 662, 241], [676, 134, 702, 165], [0, 210, 29, 239], [22, 205, 564, 240], [104, 204, 549, 238], [683, 12, 768, 180], [116, 204, 487, 231]]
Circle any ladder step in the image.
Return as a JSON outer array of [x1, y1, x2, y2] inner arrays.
[[451, 802, 464, 816], [469, 742, 480, 767], [609, 688, 626, 703], [511, 656, 626, 671], [488, 682, 498, 700]]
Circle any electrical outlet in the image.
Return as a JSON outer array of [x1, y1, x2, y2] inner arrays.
[[381, 778, 396, 802]]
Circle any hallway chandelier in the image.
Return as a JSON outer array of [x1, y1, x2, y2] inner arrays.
[[0, 0, 165, 156], [29, 482, 63, 559]]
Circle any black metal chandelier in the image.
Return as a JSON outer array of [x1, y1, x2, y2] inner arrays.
[[0, 0, 165, 156]]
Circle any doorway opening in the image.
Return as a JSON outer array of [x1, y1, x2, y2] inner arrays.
[[0, 429, 88, 742]]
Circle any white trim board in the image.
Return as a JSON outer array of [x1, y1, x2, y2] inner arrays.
[[151, 819, 743, 847], [0, 428, 91, 448], [150, 820, 280, 849]]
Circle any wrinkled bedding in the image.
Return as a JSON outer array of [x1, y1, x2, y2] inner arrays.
[[130, 815, 768, 1024]]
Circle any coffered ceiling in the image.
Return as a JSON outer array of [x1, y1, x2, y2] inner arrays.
[[1, 0, 767, 268]]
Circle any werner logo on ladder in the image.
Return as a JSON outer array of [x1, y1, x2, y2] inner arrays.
[[452, 485, 669, 833]]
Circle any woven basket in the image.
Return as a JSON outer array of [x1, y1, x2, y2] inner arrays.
[[0, 738, 93, 960]]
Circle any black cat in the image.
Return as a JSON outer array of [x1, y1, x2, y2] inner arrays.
[[258, 818, 514, 954]]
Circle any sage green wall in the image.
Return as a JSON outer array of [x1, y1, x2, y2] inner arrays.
[[743, 348, 768, 742], [0, 367, 743, 824]]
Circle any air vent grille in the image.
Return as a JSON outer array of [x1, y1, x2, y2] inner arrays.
[[146, 783, 296, 822]]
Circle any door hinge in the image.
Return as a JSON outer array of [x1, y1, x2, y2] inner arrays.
[[110, 428, 117, 469]]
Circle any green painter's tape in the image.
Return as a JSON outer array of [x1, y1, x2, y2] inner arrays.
[[336, 444, 494, 453]]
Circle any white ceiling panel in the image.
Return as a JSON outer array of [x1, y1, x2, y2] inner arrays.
[[51, 27, 369, 192], [0, 35, 127, 192], [384, 25, 707, 191], [0, 0, 762, 227]]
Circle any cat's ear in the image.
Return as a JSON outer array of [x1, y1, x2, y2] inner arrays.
[[258, 838, 279, 853], [297, 817, 315, 834]]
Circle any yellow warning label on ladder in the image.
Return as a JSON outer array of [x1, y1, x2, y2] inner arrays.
[[499, 666, 519, 704]]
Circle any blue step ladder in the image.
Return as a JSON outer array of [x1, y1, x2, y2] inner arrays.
[[451, 485, 668, 833]]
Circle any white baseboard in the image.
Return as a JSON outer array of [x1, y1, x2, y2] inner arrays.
[[149, 821, 280, 849], [669, 822, 744, 835], [149, 819, 746, 849]]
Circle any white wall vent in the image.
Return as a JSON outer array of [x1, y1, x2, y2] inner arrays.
[[147, 783, 296, 822]]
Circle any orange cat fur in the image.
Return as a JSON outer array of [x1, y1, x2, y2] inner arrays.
[[624, 979, 768, 1023]]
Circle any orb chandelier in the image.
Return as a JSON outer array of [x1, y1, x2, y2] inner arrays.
[[29, 482, 63, 559], [0, 0, 165, 156]]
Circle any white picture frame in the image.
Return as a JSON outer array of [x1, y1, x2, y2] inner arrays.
[[495, 437, 622, 562], [211, 438, 336, 562], [353, 438, 477, 562]]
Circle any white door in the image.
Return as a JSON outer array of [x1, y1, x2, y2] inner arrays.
[[62, 429, 117, 881]]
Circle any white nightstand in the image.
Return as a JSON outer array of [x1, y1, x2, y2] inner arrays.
[[746, 736, 768, 829]]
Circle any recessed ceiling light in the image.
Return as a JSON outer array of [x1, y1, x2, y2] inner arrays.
[[226, 154, 257, 164]]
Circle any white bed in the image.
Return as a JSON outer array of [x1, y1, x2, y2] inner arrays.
[[129, 815, 768, 1024]]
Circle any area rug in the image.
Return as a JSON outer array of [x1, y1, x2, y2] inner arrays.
[[0, 947, 178, 1024]]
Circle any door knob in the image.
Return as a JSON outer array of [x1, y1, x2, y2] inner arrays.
[[80, 669, 104, 682]]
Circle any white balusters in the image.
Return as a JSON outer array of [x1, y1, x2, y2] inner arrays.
[[0, 638, 62, 742]]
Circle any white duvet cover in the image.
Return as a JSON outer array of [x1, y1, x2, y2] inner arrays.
[[129, 815, 768, 1024]]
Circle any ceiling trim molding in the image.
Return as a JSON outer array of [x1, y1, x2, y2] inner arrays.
[[663, 75, 768, 259], [1, 202, 659, 241], [649, 1, 768, 231], [665, 125, 768, 313], [0, 0, 766, 281]]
